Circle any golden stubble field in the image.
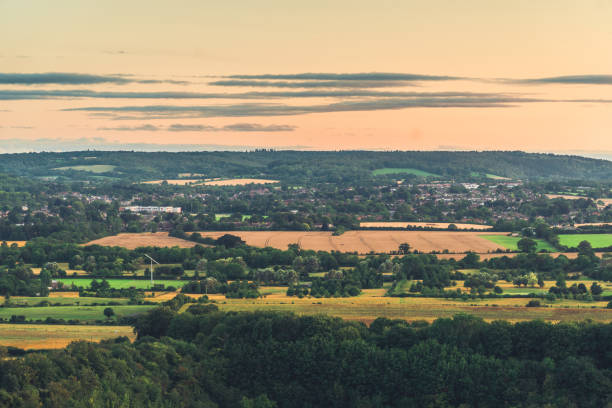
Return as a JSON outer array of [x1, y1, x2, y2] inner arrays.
[[86, 232, 198, 249], [197, 230, 506, 253], [0, 324, 135, 350], [207, 289, 612, 325], [360, 222, 492, 230], [141, 178, 279, 186], [201, 178, 279, 186]]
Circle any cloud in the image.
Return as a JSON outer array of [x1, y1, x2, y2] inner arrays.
[[0, 88, 503, 100], [506, 75, 612, 85], [167, 124, 216, 132], [209, 80, 414, 88], [225, 72, 463, 81], [69, 96, 544, 119], [221, 123, 296, 132], [98, 123, 296, 132], [98, 124, 160, 131], [0, 72, 188, 85]]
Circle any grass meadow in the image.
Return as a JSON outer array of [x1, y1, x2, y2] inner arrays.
[[481, 235, 557, 252], [557, 234, 612, 248]]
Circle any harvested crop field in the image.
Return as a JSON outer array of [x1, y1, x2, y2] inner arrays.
[[142, 179, 202, 185], [0, 324, 135, 350], [85, 232, 198, 249], [197, 230, 507, 253], [434, 252, 605, 260], [202, 178, 279, 186], [360, 222, 492, 230], [1, 240, 26, 247], [210, 295, 612, 324], [546, 194, 612, 208]]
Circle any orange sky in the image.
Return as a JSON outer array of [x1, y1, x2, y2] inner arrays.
[[1, 0, 611, 152]]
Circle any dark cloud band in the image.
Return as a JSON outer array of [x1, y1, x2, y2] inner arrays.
[[99, 123, 297, 132]]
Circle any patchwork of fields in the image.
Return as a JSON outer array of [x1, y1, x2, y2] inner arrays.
[[481, 235, 557, 251], [86, 232, 197, 249], [0, 324, 135, 349], [210, 292, 612, 324], [197, 230, 507, 253]]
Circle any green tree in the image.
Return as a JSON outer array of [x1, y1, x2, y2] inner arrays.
[[103, 307, 115, 320], [517, 237, 537, 253]]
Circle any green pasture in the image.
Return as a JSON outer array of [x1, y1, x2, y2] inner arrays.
[[557, 234, 612, 248], [372, 168, 438, 177], [481, 235, 557, 252], [57, 278, 187, 289], [53, 165, 116, 173], [0, 305, 155, 323], [3, 297, 130, 307]]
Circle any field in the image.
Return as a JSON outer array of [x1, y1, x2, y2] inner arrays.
[[0, 240, 26, 247], [546, 194, 612, 208], [3, 295, 130, 306], [360, 222, 492, 230], [141, 179, 202, 185], [85, 232, 198, 249], [56, 278, 187, 289], [197, 230, 507, 253], [372, 168, 438, 177], [0, 324, 135, 350], [0, 305, 156, 322], [434, 252, 604, 260], [481, 235, 557, 251], [573, 222, 612, 227], [558, 234, 612, 248], [486, 174, 511, 180], [210, 291, 612, 324], [201, 178, 279, 186], [53, 164, 116, 173]]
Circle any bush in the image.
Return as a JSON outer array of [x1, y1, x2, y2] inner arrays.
[[526, 300, 542, 307]]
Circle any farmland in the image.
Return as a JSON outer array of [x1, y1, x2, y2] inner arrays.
[[201, 178, 279, 186], [53, 164, 116, 173], [0, 240, 26, 247], [2, 295, 130, 306], [0, 305, 156, 323], [85, 232, 197, 249], [197, 230, 507, 253], [481, 235, 557, 251], [210, 292, 612, 324], [546, 194, 612, 208], [56, 278, 187, 289], [360, 221, 492, 230], [372, 167, 438, 177], [558, 233, 612, 248], [0, 324, 135, 349], [141, 179, 202, 185]]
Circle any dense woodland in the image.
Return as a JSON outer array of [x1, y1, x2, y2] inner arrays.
[[0, 310, 611, 407]]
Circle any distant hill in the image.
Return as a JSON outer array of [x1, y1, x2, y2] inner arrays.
[[0, 150, 611, 182]]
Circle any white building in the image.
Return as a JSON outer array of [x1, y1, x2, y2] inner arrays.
[[120, 206, 182, 214]]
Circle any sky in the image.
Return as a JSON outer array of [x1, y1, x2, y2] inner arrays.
[[1, 0, 612, 153]]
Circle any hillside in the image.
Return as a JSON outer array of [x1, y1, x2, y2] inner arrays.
[[0, 150, 611, 182]]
